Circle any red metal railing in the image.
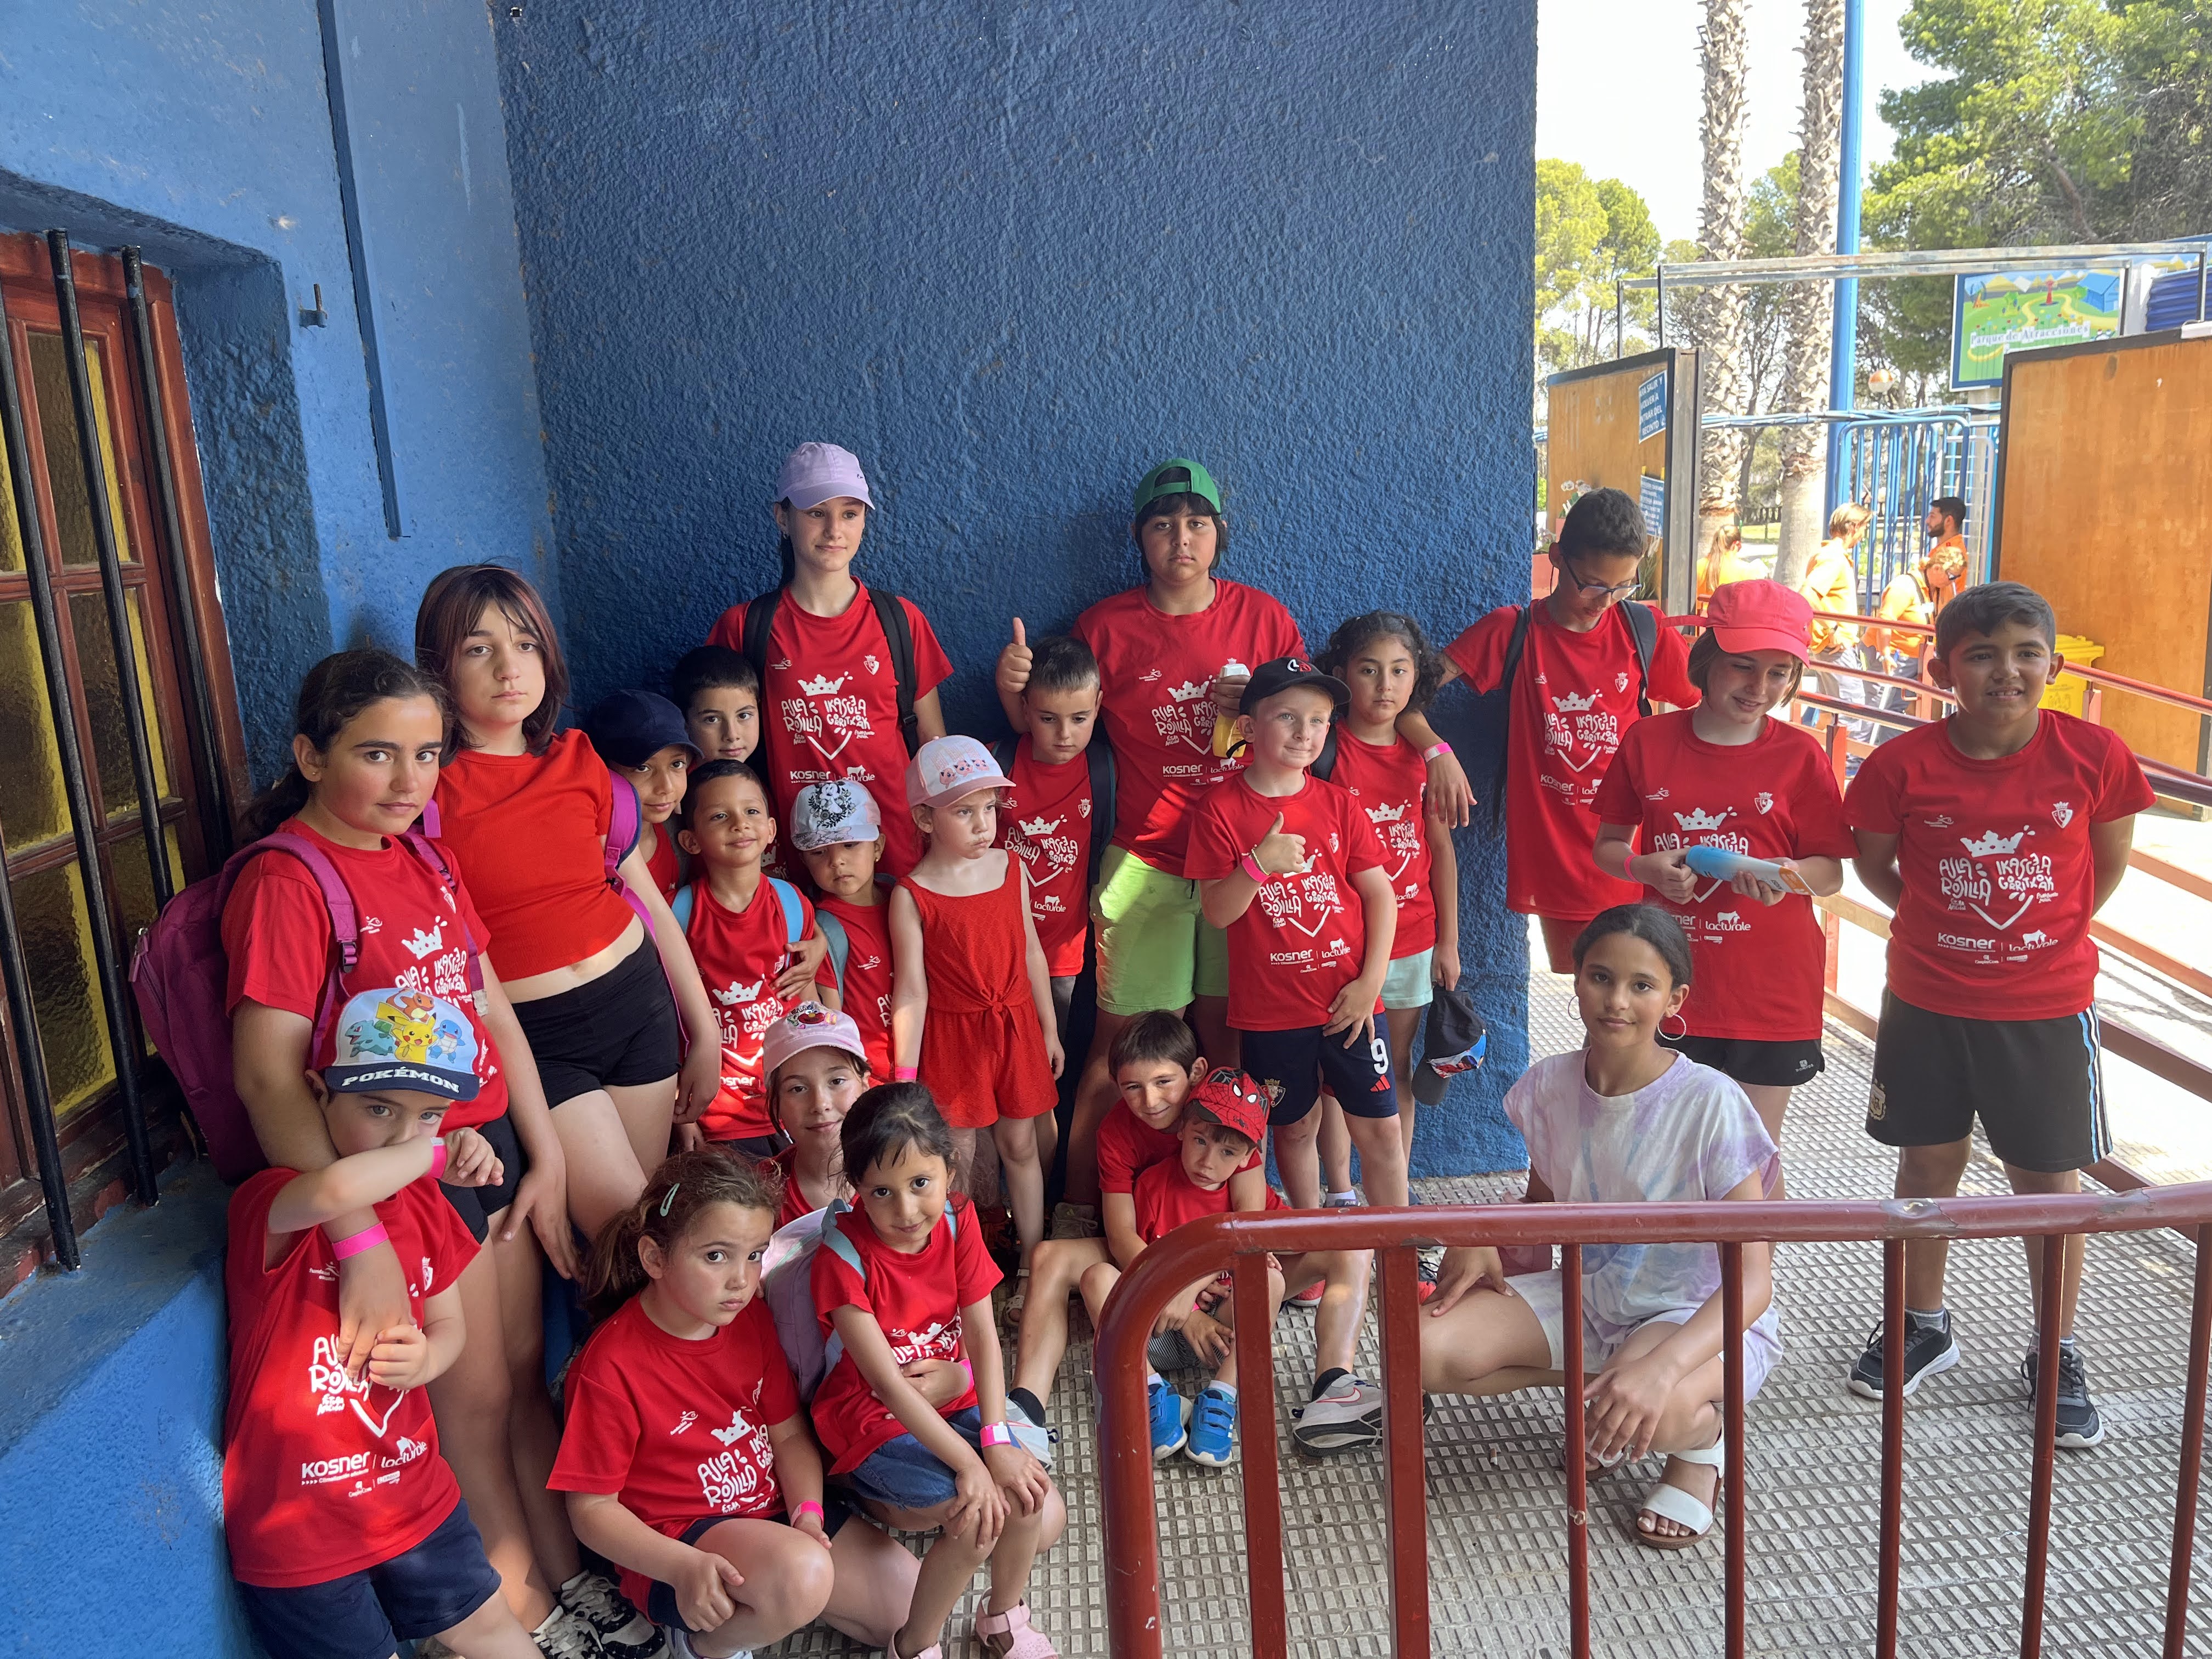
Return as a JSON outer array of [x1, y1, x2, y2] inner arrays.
[[1095, 1189, 2212, 1659]]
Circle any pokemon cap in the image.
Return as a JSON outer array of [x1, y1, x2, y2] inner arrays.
[[326, 988, 482, 1102]]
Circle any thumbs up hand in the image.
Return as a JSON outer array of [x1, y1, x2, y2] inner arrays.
[[995, 616, 1035, 703], [1254, 812, 1307, 877]]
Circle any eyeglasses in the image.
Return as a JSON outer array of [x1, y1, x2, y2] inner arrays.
[[1562, 563, 1641, 601]]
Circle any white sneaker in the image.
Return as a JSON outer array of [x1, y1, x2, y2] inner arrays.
[[1006, 1392, 1059, 1466], [1291, 1372, 1384, 1455], [559, 1570, 663, 1659], [532, 1603, 611, 1658]]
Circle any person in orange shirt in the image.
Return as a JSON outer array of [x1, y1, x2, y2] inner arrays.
[[1866, 500, 1969, 739], [1797, 504, 1874, 750], [1695, 522, 1763, 606]]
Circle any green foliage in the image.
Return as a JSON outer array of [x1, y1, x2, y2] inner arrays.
[[1535, 160, 1663, 379]]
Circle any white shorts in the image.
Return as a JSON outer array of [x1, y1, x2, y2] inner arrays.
[[1509, 1270, 1782, 1402], [1381, 949, 1435, 1012]]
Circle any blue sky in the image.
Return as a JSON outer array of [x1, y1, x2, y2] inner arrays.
[[1537, 0, 1925, 246]]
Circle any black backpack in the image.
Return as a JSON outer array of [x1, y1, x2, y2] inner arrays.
[[739, 585, 922, 757], [990, 736, 1117, 896], [1460, 601, 1656, 830]]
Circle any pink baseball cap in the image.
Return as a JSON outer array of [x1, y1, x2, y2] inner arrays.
[[773, 442, 874, 511], [761, 1001, 868, 1085], [906, 735, 1013, 810], [1707, 579, 1813, 662]]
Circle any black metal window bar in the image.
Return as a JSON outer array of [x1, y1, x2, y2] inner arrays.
[[0, 233, 230, 1268]]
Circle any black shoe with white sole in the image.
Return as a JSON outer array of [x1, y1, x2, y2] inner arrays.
[[1847, 1316, 1960, 1399], [2023, 1345, 2106, 1449]]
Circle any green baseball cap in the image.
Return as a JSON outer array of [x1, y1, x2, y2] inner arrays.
[[1132, 458, 1223, 517]]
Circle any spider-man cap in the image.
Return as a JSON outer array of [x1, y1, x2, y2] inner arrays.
[[1188, 1069, 1271, 1144]]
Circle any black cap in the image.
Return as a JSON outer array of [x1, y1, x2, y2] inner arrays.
[[1238, 656, 1350, 717], [1411, 983, 1488, 1107], [582, 689, 700, 768]]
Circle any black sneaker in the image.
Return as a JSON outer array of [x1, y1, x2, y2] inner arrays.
[[1847, 1316, 1960, 1399], [2023, 1345, 2106, 1449]]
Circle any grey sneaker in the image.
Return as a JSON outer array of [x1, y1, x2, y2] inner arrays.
[[1291, 1372, 1384, 1454], [531, 1604, 611, 1659], [559, 1570, 662, 1659], [1049, 1201, 1102, 1239], [1847, 1316, 1960, 1400], [1323, 1192, 1363, 1209], [664, 1630, 749, 1659], [1006, 1392, 1059, 1466], [2023, 1345, 2106, 1449]]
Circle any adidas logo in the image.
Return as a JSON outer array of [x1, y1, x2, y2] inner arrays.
[[1167, 680, 1211, 704], [1551, 691, 1598, 713], [1960, 828, 2025, 857], [799, 673, 847, 696], [1673, 806, 1730, 832]]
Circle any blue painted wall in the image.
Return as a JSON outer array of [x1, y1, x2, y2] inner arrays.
[[0, 0, 553, 777], [494, 0, 1537, 1170]]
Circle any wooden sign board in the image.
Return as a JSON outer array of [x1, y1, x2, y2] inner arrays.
[[1544, 348, 1700, 614]]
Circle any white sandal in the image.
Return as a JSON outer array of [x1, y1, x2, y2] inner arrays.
[[1633, 1437, 1724, 1550]]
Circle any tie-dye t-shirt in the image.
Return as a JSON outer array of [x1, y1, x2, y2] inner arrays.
[[1504, 1050, 1781, 1353]]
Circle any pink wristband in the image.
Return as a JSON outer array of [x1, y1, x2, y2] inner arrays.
[[331, 1222, 390, 1261], [794, 1499, 824, 1523], [1239, 850, 1268, 884], [979, 1421, 1014, 1449], [894, 1064, 919, 1082], [428, 1141, 448, 1180], [1421, 742, 1453, 762]]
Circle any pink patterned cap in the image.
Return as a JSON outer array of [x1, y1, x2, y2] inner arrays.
[[905, 735, 1013, 810]]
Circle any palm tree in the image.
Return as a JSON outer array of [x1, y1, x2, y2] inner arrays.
[[1692, 0, 1751, 565], [1773, 0, 1847, 590]]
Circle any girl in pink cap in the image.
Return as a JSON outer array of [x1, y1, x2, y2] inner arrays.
[[888, 737, 1064, 1282], [706, 443, 955, 878], [1589, 579, 1855, 1203]]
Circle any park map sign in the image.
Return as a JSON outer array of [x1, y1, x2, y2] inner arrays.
[[1951, 267, 2124, 389]]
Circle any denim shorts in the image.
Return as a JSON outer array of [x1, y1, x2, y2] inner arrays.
[[234, 1498, 501, 1659], [842, 1406, 985, 1511], [644, 1503, 851, 1633]]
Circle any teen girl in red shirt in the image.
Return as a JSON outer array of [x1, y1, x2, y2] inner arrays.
[[991, 458, 1305, 1222], [1592, 582, 1855, 1197], [224, 649, 624, 1656], [705, 442, 953, 879], [551, 1148, 916, 1658], [415, 565, 722, 1241]]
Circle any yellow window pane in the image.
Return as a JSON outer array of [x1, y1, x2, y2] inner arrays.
[[71, 588, 174, 820], [111, 822, 184, 950], [0, 418, 21, 574], [29, 331, 137, 569], [10, 860, 115, 1120], [0, 600, 71, 852]]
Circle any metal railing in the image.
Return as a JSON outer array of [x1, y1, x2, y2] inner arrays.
[[1095, 1188, 2212, 1659]]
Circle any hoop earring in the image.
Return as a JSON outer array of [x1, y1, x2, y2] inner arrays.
[[1660, 1012, 1689, 1041]]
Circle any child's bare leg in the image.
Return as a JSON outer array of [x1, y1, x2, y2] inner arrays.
[[994, 1113, 1046, 1268], [870, 1498, 990, 1659], [1190, 995, 1239, 1070], [984, 1478, 1066, 1618], [1014, 1238, 1110, 1402], [1386, 1006, 1423, 1163], [1345, 1109, 1410, 1209], [1317, 1094, 1354, 1195], [1896, 1137, 1972, 1310], [1417, 1281, 1556, 1396], [1078, 1260, 1122, 1333], [1538, 916, 1580, 975], [1602, 1323, 1731, 1542], [1308, 1249, 1372, 1381], [1207, 1263, 1287, 1390], [1270, 1103, 1324, 1210], [951, 1126, 983, 1198], [687, 1517, 834, 1654], [1740, 1082, 1792, 1199], [436, 1578, 552, 1658], [821, 1516, 921, 1650], [2006, 1162, 2086, 1337]]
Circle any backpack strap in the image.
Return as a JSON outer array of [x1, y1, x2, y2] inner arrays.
[[819, 1201, 867, 1282], [671, 882, 696, 933], [768, 877, 806, 947], [1621, 601, 1657, 719], [815, 912, 851, 994], [1488, 603, 1537, 830], [1311, 726, 1339, 783], [739, 587, 782, 691], [991, 736, 1019, 775], [605, 771, 642, 881], [397, 831, 486, 995], [1084, 741, 1115, 892], [419, 797, 442, 839], [867, 586, 921, 757]]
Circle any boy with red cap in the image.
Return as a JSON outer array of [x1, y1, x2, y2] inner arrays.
[[1592, 580, 1855, 1196]]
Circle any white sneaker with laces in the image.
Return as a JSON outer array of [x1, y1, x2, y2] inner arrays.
[[1292, 1372, 1384, 1454], [531, 1602, 610, 1658], [559, 1570, 663, 1659]]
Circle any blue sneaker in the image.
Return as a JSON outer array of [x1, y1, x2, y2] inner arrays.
[[1148, 1376, 1189, 1460], [1184, 1385, 1238, 1468]]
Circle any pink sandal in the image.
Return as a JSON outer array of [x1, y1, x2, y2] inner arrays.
[[975, 1600, 1059, 1658], [890, 1640, 943, 1659]]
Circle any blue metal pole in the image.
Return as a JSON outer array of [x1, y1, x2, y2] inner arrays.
[[1825, 0, 1866, 513]]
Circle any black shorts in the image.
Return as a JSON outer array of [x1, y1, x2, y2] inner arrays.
[[511, 938, 682, 1108], [234, 1498, 501, 1659], [1660, 1031, 1825, 1089], [1241, 1023, 1397, 1126], [1867, 992, 2109, 1173], [644, 1503, 852, 1633], [438, 1110, 527, 1243]]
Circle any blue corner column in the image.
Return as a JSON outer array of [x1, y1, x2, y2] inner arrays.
[[1825, 0, 1865, 513]]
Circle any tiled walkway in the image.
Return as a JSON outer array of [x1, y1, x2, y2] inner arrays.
[[771, 928, 2212, 1657]]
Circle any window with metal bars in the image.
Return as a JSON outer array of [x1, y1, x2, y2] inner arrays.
[[0, 231, 245, 1279]]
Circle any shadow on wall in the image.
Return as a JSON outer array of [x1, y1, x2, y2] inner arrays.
[[0, 169, 331, 781]]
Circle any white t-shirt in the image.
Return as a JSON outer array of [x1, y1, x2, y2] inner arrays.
[[1505, 1050, 1781, 1352]]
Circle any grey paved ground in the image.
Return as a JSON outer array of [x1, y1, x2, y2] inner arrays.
[[770, 922, 2212, 1657]]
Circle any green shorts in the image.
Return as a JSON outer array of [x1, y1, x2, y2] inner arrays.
[[1092, 846, 1229, 1015], [1381, 949, 1435, 1012]]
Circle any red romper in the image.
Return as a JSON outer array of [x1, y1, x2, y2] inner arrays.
[[899, 856, 1057, 1130]]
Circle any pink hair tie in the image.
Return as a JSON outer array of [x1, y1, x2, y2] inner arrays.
[[332, 1222, 390, 1261]]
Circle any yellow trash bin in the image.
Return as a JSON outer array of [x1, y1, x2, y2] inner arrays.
[[2040, 634, 2106, 716]]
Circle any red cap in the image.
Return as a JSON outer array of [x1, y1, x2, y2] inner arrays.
[[1707, 579, 1813, 662], [1189, 1070, 1270, 1146]]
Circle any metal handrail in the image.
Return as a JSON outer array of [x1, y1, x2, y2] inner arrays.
[[1622, 241, 2211, 289]]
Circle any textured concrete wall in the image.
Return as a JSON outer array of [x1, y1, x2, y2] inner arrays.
[[0, 0, 552, 777], [495, 0, 1538, 1170]]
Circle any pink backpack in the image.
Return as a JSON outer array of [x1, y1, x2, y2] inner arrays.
[[129, 830, 475, 1183]]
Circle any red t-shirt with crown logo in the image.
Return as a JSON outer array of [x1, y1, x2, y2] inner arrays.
[[684, 877, 818, 1142], [1326, 730, 1438, 957], [815, 894, 894, 1080], [999, 736, 1096, 978]]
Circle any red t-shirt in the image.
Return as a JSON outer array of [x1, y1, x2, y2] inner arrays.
[[685, 878, 817, 1142], [222, 821, 507, 1131], [1446, 602, 1699, 921], [1132, 1154, 1285, 1245], [705, 585, 952, 879], [1844, 712, 2154, 1020], [1073, 580, 1305, 868], [769, 1145, 832, 1227], [1327, 731, 1438, 957], [1591, 713, 1857, 1041], [645, 826, 680, 902], [999, 737, 1096, 978], [1095, 1101, 1260, 1195], [432, 731, 636, 980], [221, 1170, 478, 1587], [816, 895, 894, 1080], [808, 1197, 1001, 1474], [548, 1294, 800, 1609], [1185, 775, 1387, 1032]]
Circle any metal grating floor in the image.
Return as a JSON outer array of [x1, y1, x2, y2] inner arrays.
[[767, 922, 2211, 1657]]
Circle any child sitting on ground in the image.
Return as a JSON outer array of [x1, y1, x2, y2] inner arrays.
[[1420, 905, 1780, 1550], [550, 1149, 916, 1659], [811, 1084, 1066, 1659], [763, 1001, 873, 1227], [672, 645, 763, 768], [889, 738, 1063, 1279], [221, 992, 539, 1659], [675, 761, 836, 1155], [584, 688, 701, 903], [792, 780, 896, 1080]]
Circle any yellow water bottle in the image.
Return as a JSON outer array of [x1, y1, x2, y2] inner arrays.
[[1210, 659, 1251, 758]]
